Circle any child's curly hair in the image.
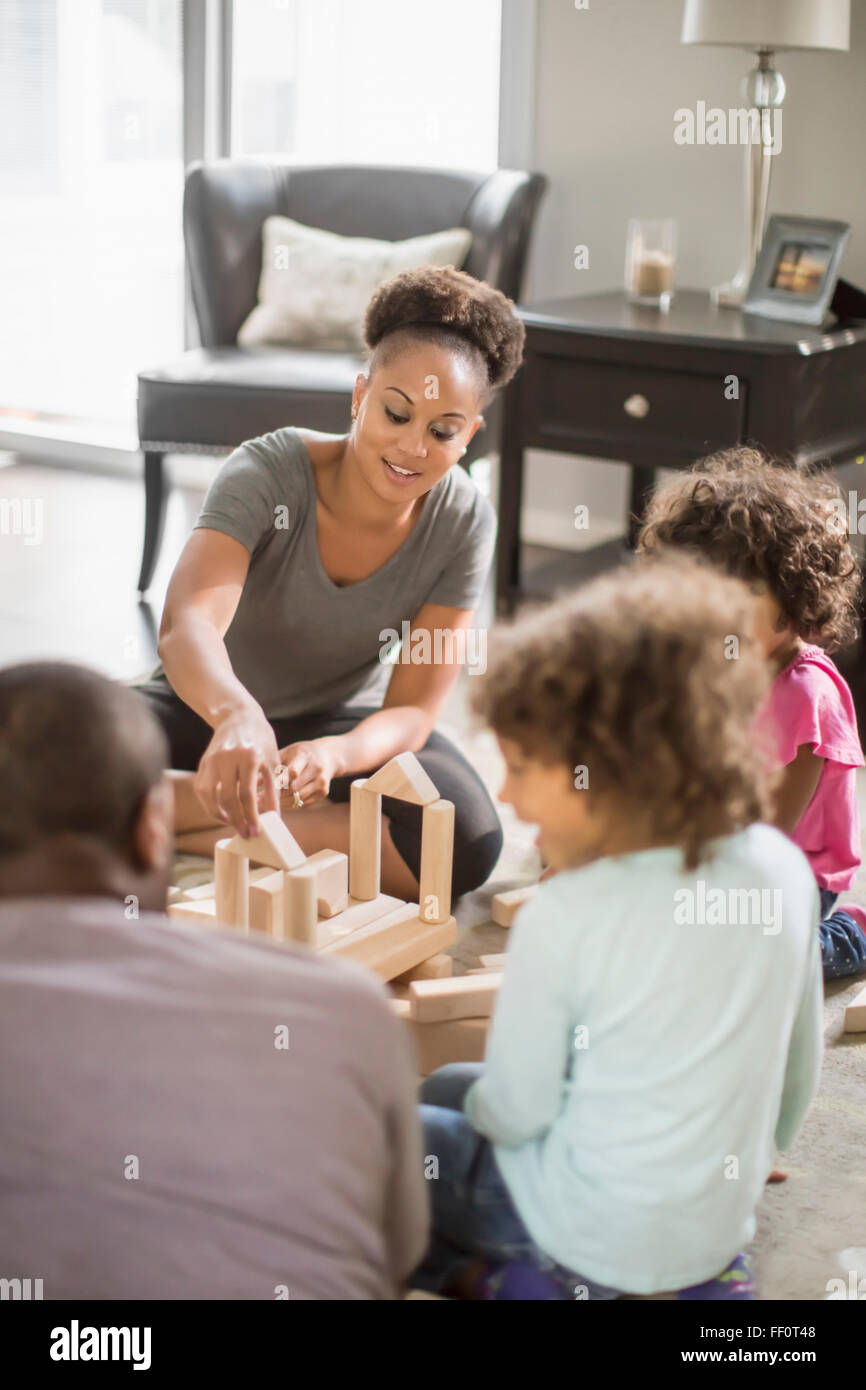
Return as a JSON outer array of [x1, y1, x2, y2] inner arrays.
[[364, 265, 525, 403], [470, 555, 775, 871], [637, 446, 861, 651]]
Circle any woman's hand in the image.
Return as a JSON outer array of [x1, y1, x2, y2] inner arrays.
[[194, 707, 281, 837], [277, 738, 341, 808]]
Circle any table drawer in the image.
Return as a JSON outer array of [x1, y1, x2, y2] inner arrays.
[[524, 353, 745, 458]]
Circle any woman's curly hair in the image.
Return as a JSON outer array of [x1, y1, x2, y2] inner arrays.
[[470, 555, 776, 871], [637, 446, 861, 651], [364, 264, 525, 401]]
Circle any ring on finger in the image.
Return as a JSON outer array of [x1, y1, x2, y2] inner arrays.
[[292, 791, 304, 809]]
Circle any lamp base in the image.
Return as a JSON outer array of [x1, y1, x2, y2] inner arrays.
[[711, 275, 749, 310]]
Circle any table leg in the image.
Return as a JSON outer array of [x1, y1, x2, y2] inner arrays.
[[496, 378, 526, 613], [628, 465, 658, 548]]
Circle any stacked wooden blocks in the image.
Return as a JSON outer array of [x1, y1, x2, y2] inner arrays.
[[390, 958, 504, 1077], [168, 752, 457, 986]]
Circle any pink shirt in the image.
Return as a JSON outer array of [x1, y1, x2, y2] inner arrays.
[[760, 645, 863, 893]]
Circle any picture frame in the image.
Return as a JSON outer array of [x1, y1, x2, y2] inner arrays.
[[744, 214, 851, 326]]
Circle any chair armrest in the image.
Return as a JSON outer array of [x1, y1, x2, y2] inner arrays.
[[463, 170, 548, 301]]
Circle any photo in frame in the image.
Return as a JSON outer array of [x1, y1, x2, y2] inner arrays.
[[744, 215, 851, 326]]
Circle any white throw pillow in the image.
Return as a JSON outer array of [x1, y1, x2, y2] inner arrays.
[[237, 216, 473, 351]]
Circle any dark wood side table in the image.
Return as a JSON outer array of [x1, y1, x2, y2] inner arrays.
[[497, 289, 866, 611]]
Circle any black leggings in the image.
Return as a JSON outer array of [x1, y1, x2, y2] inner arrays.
[[135, 679, 503, 901]]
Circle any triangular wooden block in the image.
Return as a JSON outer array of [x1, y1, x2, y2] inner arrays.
[[363, 752, 439, 805], [225, 811, 306, 870]]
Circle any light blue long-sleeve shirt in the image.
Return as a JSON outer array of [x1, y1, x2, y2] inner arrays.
[[464, 825, 823, 1295]]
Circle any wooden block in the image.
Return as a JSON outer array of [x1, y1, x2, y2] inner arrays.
[[363, 752, 439, 805], [249, 870, 284, 938], [418, 800, 454, 925], [225, 811, 306, 871], [177, 866, 273, 902], [394, 953, 453, 983], [480, 953, 507, 970], [409, 972, 502, 1023], [168, 884, 186, 905], [322, 908, 457, 982], [390, 996, 411, 1019], [491, 884, 538, 927], [167, 898, 217, 923], [349, 780, 381, 901], [403, 1016, 490, 1076], [284, 863, 318, 946], [316, 893, 404, 948], [215, 840, 249, 929], [843, 984, 866, 1032], [304, 848, 349, 918]]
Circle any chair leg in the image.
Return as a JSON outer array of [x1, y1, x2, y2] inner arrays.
[[137, 451, 169, 595]]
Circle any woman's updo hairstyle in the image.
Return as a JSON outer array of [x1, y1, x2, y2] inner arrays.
[[363, 265, 525, 406]]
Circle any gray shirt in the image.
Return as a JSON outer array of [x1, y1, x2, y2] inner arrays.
[[0, 896, 429, 1300], [153, 427, 496, 720]]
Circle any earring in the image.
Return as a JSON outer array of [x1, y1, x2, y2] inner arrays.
[[351, 405, 358, 420], [461, 447, 467, 456]]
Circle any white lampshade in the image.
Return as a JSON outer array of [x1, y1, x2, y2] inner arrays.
[[682, 0, 850, 52]]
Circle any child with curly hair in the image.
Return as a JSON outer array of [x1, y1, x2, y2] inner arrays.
[[638, 447, 866, 981], [413, 558, 822, 1300]]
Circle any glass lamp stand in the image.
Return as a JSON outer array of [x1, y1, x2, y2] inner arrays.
[[713, 51, 785, 309]]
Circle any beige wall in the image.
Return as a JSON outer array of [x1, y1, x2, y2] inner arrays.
[[520, 0, 866, 547]]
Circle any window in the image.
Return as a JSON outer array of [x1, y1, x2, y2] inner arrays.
[[0, 0, 184, 431], [231, 0, 501, 170]]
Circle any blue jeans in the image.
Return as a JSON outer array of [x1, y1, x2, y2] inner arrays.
[[819, 889, 866, 980], [412, 1062, 619, 1299]]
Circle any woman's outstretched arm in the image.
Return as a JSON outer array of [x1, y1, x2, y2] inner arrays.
[[158, 528, 280, 837]]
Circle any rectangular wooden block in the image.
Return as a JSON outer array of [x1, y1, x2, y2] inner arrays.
[[843, 984, 866, 1032], [167, 898, 217, 923], [249, 870, 284, 937], [480, 953, 507, 970], [349, 780, 381, 901], [394, 953, 453, 983], [284, 863, 318, 946], [362, 751, 440, 805], [176, 865, 274, 902], [316, 893, 404, 949], [403, 1015, 490, 1077], [322, 908, 457, 982], [491, 884, 538, 927], [304, 848, 349, 918], [215, 840, 249, 929], [225, 810, 306, 871], [418, 800, 454, 925], [409, 972, 502, 1023]]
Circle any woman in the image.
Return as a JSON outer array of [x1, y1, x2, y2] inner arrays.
[[137, 265, 525, 901]]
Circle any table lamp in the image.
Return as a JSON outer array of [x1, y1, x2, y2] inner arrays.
[[681, 0, 850, 307]]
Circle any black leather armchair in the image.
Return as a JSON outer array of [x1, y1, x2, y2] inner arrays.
[[136, 160, 547, 593]]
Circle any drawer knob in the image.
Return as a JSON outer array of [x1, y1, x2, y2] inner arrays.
[[624, 393, 650, 419]]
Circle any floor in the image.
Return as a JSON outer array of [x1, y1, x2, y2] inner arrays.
[[2, 454, 864, 1301]]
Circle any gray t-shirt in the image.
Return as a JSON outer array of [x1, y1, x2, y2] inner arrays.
[[0, 895, 429, 1300], [155, 427, 496, 720]]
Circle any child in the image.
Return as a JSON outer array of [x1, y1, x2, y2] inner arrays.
[[413, 558, 822, 1300], [638, 447, 866, 981]]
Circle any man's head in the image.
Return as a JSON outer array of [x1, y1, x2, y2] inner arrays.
[[0, 663, 172, 912]]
